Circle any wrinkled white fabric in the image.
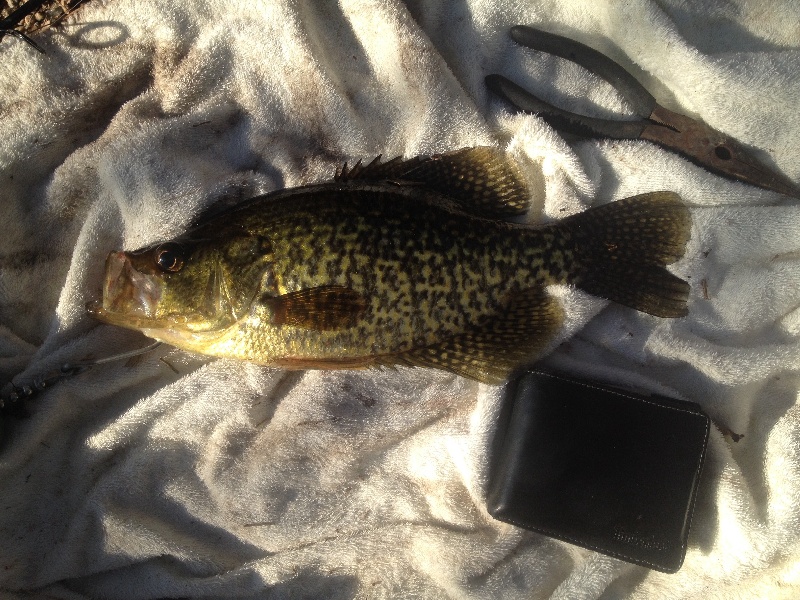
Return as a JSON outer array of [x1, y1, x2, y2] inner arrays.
[[1, 0, 799, 598]]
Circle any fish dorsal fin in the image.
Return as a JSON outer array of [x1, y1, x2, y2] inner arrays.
[[403, 147, 531, 219], [385, 286, 564, 384], [264, 286, 367, 331], [335, 154, 428, 182], [336, 147, 531, 219]]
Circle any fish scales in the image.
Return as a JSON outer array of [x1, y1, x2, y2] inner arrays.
[[230, 188, 547, 362], [88, 147, 691, 383]]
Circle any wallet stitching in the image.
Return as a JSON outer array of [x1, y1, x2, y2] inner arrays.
[[502, 370, 713, 572], [678, 415, 710, 569], [497, 514, 670, 571], [532, 370, 703, 417]]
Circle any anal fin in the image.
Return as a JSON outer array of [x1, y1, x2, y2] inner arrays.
[[386, 286, 564, 384]]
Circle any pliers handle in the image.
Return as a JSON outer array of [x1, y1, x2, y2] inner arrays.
[[488, 25, 800, 199], [487, 26, 656, 139]]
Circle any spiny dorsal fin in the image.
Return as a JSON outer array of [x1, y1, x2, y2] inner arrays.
[[334, 155, 427, 182], [264, 286, 368, 331], [384, 286, 564, 384], [335, 147, 531, 219]]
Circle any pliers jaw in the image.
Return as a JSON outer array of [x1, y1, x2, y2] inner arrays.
[[643, 105, 800, 199]]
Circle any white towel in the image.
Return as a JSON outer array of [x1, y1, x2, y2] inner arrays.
[[1, 0, 799, 598]]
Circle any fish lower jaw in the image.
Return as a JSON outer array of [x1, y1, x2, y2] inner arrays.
[[87, 300, 225, 343], [139, 324, 239, 356], [86, 301, 150, 330]]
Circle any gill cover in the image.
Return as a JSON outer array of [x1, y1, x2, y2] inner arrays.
[[90, 232, 273, 334]]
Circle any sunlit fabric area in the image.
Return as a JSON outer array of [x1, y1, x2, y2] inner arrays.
[[1, 0, 799, 598]]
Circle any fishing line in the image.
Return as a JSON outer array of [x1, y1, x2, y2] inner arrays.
[[0, 341, 162, 413]]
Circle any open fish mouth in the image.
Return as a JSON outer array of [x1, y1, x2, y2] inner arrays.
[[86, 251, 164, 329]]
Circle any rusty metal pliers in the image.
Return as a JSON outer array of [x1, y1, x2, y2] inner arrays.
[[487, 25, 800, 199]]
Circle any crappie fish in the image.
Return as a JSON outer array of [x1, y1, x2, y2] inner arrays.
[[87, 147, 691, 383]]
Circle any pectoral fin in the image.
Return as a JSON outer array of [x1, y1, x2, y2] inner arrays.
[[265, 286, 368, 331], [386, 286, 564, 384]]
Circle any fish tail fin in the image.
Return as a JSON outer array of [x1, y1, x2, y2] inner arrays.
[[555, 192, 692, 318]]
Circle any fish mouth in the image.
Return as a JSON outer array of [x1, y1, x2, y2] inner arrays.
[[87, 251, 166, 330]]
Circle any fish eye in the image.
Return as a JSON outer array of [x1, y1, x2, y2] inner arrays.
[[155, 244, 185, 273]]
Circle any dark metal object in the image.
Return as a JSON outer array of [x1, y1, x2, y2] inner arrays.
[[0, 341, 162, 417], [0, 0, 48, 53], [487, 25, 800, 199]]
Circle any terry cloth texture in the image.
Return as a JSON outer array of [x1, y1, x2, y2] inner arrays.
[[1, 0, 799, 598]]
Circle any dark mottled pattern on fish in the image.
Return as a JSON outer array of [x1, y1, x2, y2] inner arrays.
[[222, 189, 554, 362], [89, 147, 691, 383]]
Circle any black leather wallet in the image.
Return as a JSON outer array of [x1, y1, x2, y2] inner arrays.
[[487, 371, 709, 573]]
